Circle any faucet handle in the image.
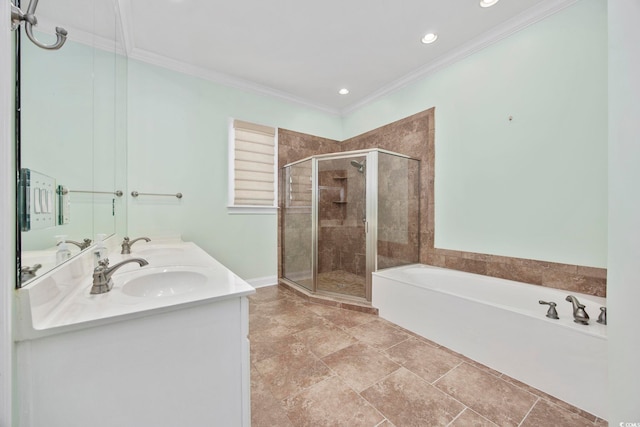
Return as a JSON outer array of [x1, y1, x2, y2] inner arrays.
[[597, 307, 607, 325], [95, 258, 109, 271], [539, 300, 559, 319]]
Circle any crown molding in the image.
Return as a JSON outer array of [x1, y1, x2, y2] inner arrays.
[[116, 0, 341, 116], [340, 0, 579, 115], [36, 0, 578, 118], [127, 46, 342, 116]]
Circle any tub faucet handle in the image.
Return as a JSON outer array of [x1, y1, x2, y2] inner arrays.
[[538, 300, 559, 319], [597, 307, 607, 325]]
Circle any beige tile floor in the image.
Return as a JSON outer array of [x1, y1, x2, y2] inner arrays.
[[249, 285, 608, 427]]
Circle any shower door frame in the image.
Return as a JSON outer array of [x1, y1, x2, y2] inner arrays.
[[310, 150, 378, 302], [283, 148, 416, 303]]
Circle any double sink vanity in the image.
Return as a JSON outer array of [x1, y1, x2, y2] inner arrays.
[[15, 236, 255, 427]]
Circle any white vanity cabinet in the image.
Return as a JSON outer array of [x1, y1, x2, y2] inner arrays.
[[15, 239, 254, 427]]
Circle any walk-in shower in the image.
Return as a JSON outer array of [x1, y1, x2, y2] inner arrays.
[[281, 149, 420, 302]]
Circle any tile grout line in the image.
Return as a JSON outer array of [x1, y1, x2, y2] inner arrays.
[[420, 362, 512, 426], [495, 368, 599, 422], [313, 364, 390, 425], [431, 361, 465, 385], [277, 372, 339, 404], [426, 375, 484, 423], [250, 361, 299, 427], [517, 396, 540, 427], [322, 340, 404, 396], [445, 407, 468, 427]]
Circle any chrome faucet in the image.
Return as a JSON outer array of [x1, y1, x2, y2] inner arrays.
[[566, 295, 589, 325], [120, 236, 151, 254], [20, 263, 42, 283], [90, 258, 148, 294], [58, 238, 92, 250]]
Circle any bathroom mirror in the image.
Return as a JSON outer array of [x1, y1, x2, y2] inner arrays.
[[17, 0, 127, 286]]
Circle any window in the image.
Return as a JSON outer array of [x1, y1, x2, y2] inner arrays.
[[228, 119, 278, 214]]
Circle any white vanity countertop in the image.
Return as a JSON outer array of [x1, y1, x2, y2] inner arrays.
[[15, 238, 255, 341]]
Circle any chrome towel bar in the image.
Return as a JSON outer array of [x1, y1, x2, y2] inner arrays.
[[58, 188, 123, 197], [131, 191, 183, 199]]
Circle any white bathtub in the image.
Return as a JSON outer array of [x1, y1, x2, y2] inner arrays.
[[373, 264, 607, 419]]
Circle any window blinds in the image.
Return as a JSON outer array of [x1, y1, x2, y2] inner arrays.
[[233, 120, 276, 206]]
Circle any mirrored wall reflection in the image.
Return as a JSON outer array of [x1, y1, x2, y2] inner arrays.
[[18, 0, 127, 286]]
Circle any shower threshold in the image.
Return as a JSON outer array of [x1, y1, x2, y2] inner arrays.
[[279, 278, 378, 315], [298, 270, 365, 299]]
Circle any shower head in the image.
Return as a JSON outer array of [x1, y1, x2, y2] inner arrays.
[[350, 160, 366, 173]]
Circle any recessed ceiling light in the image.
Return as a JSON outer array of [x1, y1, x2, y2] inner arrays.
[[338, 88, 349, 95], [421, 33, 438, 44], [480, 0, 499, 7]]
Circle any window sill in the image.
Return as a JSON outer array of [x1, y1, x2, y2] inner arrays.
[[227, 206, 278, 215]]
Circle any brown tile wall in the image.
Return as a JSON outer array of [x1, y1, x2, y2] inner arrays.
[[278, 109, 607, 298]]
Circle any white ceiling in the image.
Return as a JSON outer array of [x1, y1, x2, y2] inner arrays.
[[35, 0, 577, 115]]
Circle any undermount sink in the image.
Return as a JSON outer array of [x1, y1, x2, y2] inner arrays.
[[121, 267, 208, 297]]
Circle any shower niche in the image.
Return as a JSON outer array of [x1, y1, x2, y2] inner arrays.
[[281, 149, 420, 302]]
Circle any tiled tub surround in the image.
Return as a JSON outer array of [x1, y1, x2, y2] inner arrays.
[[374, 264, 607, 419], [250, 285, 607, 427], [278, 108, 607, 297]]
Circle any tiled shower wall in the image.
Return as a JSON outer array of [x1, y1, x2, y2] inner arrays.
[[278, 108, 607, 297], [317, 165, 366, 277]]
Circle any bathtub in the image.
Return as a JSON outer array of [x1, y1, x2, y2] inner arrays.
[[372, 264, 607, 419]]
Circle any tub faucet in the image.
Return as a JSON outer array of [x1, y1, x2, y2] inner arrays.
[[90, 258, 148, 294], [58, 238, 92, 250], [120, 236, 151, 254], [566, 295, 589, 325]]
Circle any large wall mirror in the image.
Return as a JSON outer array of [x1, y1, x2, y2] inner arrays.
[[17, 0, 127, 287]]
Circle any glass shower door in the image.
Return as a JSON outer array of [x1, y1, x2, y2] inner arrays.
[[377, 153, 420, 270], [316, 155, 367, 299], [282, 160, 314, 291]]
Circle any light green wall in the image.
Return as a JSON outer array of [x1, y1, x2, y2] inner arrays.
[[127, 0, 607, 279], [126, 60, 342, 279], [343, 0, 607, 268]]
